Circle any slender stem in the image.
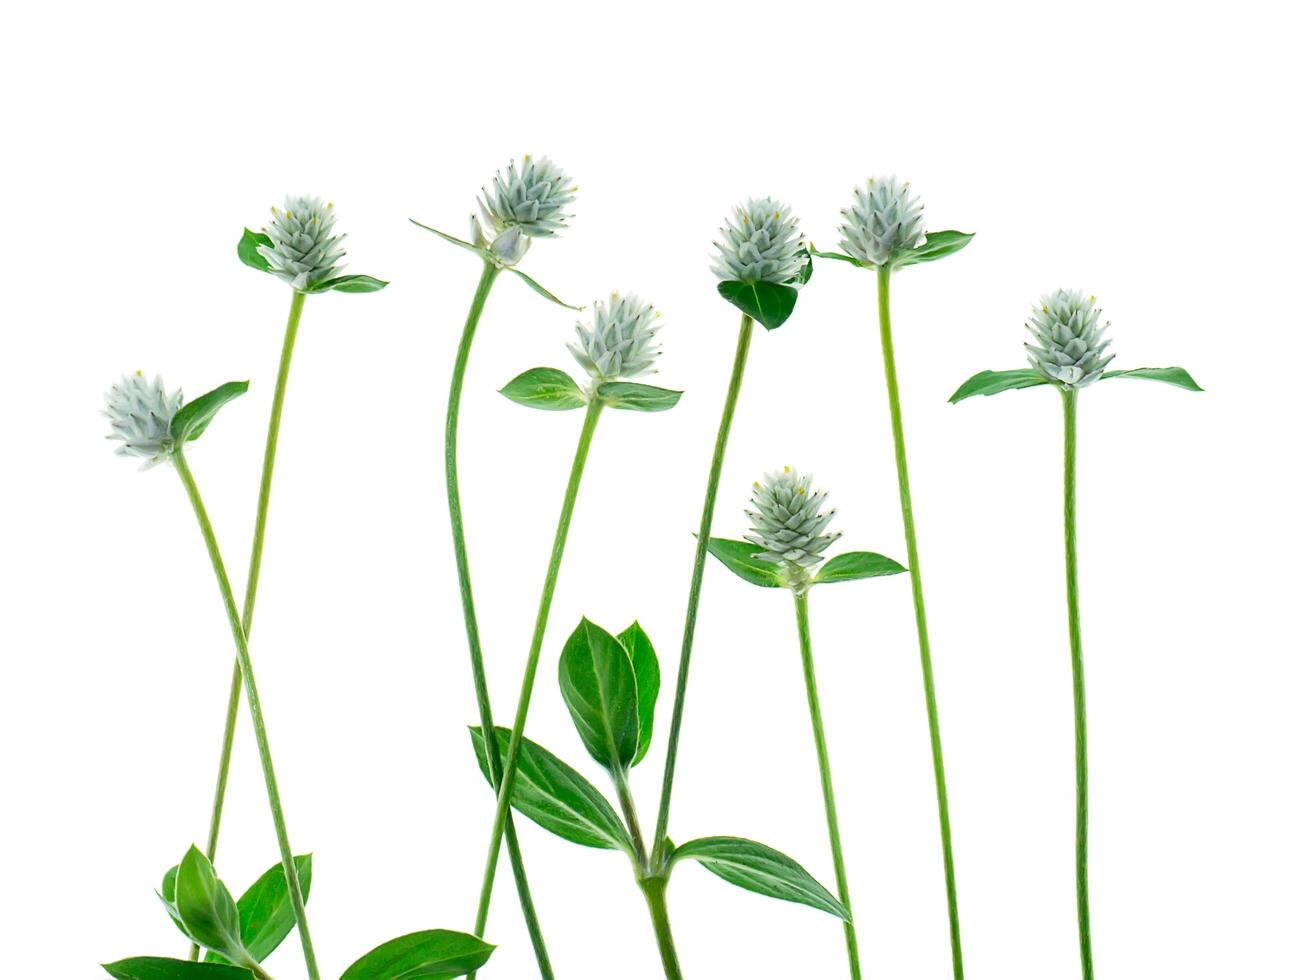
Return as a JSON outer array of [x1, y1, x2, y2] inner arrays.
[[793, 591, 861, 980], [446, 261, 554, 979], [652, 313, 754, 868], [1061, 388, 1093, 980], [472, 396, 605, 942], [613, 769, 649, 873], [639, 876, 684, 980], [875, 266, 964, 979], [173, 451, 320, 980]]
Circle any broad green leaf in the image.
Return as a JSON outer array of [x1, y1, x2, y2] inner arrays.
[[171, 381, 249, 444], [158, 865, 187, 937], [894, 230, 975, 268], [500, 367, 587, 411], [706, 538, 784, 588], [340, 929, 495, 980], [618, 622, 660, 766], [173, 847, 247, 961], [205, 855, 312, 965], [307, 273, 389, 294], [596, 381, 683, 412], [103, 957, 253, 980], [1102, 366, 1203, 391], [409, 219, 495, 262], [672, 836, 850, 921], [949, 368, 1050, 403], [808, 247, 864, 267], [813, 552, 907, 586], [558, 619, 641, 772], [509, 267, 584, 310], [237, 229, 272, 273], [717, 279, 799, 331], [469, 727, 633, 853]]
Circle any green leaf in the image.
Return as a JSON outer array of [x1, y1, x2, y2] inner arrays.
[[307, 273, 389, 294], [469, 727, 633, 853], [948, 368, 1051, 403], [341, 930, 495, 980], [795, 252, 815, 284], [596, 381, 683, 412], [558, 619, 641, 772], [170, 381, 249, 444], [894, 230, 975, 268], [717, 279, 799, 330], [409, 219, 495, 262], [237, 229, 272, 274], [173, 847, 248, 961], [673, 836, 850, 921], [706, 538, 785, 588], [204, 855, 312, 965], [618, 622, 660, 766], [500, 368, 587, 411], [158, 865, 188, 937], [813, 551, 907, 585], [103, 958, 253, 980], [508, 267, 584, 310], [1102, 366, 1203, 391], [808, 247, 864, 267]]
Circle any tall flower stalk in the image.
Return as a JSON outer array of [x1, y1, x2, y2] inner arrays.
[[951, 289, 1201, 979]]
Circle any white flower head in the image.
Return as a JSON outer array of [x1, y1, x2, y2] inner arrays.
[[476, 155, 576, 267], [1025, 289, 1115, 389], [258, 195, 347, 291], [104, 371, 183, 468], [745, 467, 842, 587], [711, 198, 809, 284], [839, 176, 926, 267], [568, 292, 662, 382]]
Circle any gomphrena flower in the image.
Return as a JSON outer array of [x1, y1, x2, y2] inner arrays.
[[745, 467, 842, 583], [474, 155, 576, 266], [838, 176, 926, 267], [711, 198, 809, 284], [104, 371, 182, 468], [1025, 289, 1115, 389], [257, 196, 347, 291], [568, 292, 662, 382]]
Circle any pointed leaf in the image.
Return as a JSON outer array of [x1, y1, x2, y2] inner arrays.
[[204, 855, 312, 965], [618, 622, 660, 766], [673, 836, 850, 921], [949, 369, 1051, 403], [894, 230, 975, 268], [1102, 366, 1203, 391], [308, 273, 389, 294], [237, 229, 272, 274], [171, 381, 249, 444], [706, 538, 785, 588], [558, 618, 641, 772], [469, 727, 633, 853], [808, 247, 864, 267], [103, 958, 253, 980], [158, 865, 187, 937], [813, 551, 907, 585], [596, 381, 682, 412], [173, 847, 247, 961], [409, 219, 495, 262], [717, 279, 799, 330], [509, 267, 584, 310], [500, 368, 587, 411], [340, 930, 495, 980]]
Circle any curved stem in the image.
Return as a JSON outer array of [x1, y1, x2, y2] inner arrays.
[[875, 266, 964, 978], [471, 397, 605, 945], [173, 451, 319, 980], [793, 591, 861, 979], [1061, 388, 1093, 979], [447, 262, 554, 979], [639, 876, 684, 980], [652, 314, 754, 868]]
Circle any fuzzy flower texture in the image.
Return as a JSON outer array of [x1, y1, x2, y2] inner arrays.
[[746, 468, 841, 587], [258, 196, 347, 291], [1025, 289, 1115, 389], [104, 371, 182, 468], [474, 155, 576, 267], [569, 292, 662, 382], [839, 175, 926, 267], [712, 198, 809, 284]]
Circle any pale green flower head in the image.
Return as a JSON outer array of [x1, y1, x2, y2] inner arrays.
[[104, 371, 182, 468], [568, 291, 662, 382], [839, 175, 926, 267], [257, 195, 347, 291], [745, 467, 842, 588], [475, 155, 576, 266], [1026, 289, 1115, 389], [712, 198, 809, 284]]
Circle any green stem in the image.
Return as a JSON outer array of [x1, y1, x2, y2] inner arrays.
[[875, 266, 964, 979], [638, 876, 684, 980], [173, 451, 320, 980], [1061, 388, 1093, 980], [471, 396, 605, 943], [792, 591, 861, 980], [447, 261, 554, 979], [613, 769, 649, 873], [652, 313, 754, 868]]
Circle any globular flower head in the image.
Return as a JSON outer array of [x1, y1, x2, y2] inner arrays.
[[1025, 289, 1115, 389], [745, 467, 842, 587], [839, 175, 926, 267], [476, 155, 576, 266], [104, 371, 183, 468], [568, 292, 663, 382], [711, 198, 809, 284], [258, 195, 347, 291]]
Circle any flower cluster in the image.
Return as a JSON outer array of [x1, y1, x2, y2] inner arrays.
[[257, 196, 347, 291], [568, 292, 662, 382], [745, 468, 841, 586], [838, 176, 926, 267], [1025, 289, 1115, 389], [711, 198, 809, 284], [104, 371, 182, 468], [474, 155, 576, 266]]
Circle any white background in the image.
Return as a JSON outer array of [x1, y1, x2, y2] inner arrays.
[[3, 2, 1302, 978]]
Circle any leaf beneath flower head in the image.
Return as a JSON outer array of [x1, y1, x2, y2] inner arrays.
[[706, 538, 785, 589], [171, 381, 249, 444], [717, 280, 799, 331], [509, 267, 584, 310], [596, 382, 682, 412], [894, 229, 975, 268], [500, 367, 587, 410], [808, 247, 864, 267], [812, 551, 906, 585], [1101, 366, 1203, 391], [409, 218, 496, 262], [307, 273, 389, 294], [949, 368, 1051, 403], [237, 229, 272, 273]]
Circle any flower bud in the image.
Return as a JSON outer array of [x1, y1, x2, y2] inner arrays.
[[568, 292, 662, 382], [103, 371, 182, 468], [744, 467, 841, 587], [711, 198, 809, 284], [838, 175, 925, 267], [1025, 289, 1115, 389], [257, 195, 347, 291]]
